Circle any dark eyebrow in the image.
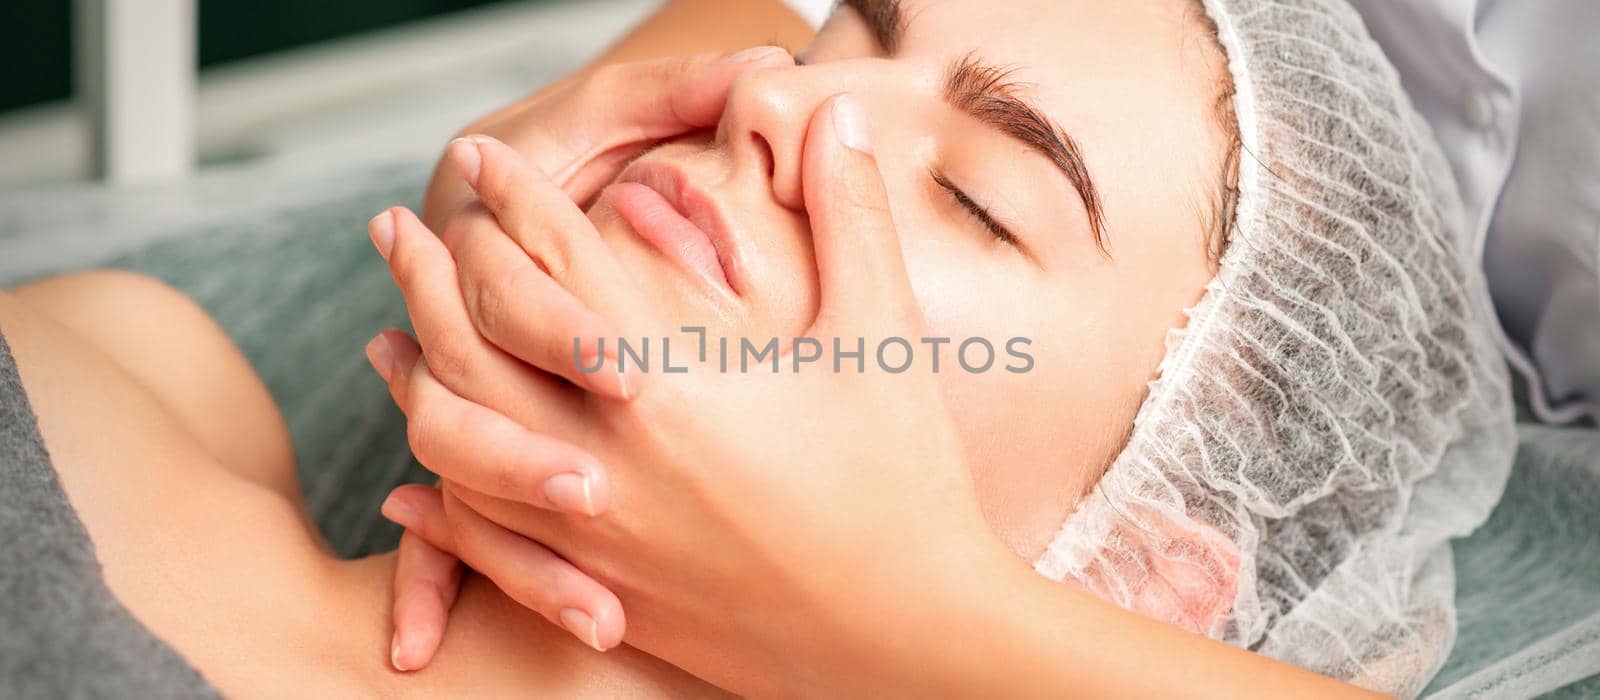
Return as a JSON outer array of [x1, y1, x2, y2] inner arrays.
[[837, 0, 1108, 253], [944, 55, 1108, 254]]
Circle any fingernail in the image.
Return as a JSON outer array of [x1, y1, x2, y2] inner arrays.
[[369, 210, 396, 260], [832, 94, 873, 155], [559, 607, 604, 652], [391, 634, 411, 672], [728, 45, 790, 65], [449, 137, 482, 189], [365, 335, 394, 382], [543, 472, 596, 516], [381, 492, 419, 529]]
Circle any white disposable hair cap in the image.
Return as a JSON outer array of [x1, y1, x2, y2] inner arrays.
[[1032, 0, 1516, 696]]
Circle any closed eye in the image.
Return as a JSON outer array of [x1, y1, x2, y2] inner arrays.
[[931, 169, 1021, 248]]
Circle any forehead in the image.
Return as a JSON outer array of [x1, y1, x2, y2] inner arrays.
[[896, 0, 1221, 131], [892, 0, 1231, 250]]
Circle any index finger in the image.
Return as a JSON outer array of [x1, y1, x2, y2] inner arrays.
[[438, 204, 634, 400], [542, 48, 795, 198], [438, 488, 626, 652]]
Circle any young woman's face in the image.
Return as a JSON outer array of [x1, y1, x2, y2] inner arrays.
[[586, 0, 1233, 557]]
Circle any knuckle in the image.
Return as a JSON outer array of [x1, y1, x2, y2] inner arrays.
[[660, 56, 705, 92], [406, 404, 447, 466], [390, 231, 423, 282], [491, 460, 526, 499], [445, 511, 477, 557], [674, 51, 722, 78], [502, 213, 568, 279], [514, 581, 556, 614], [422, 328, 474, 386], [476, 158, 516, 213], [470, 265, 521, 342], [406, 578, 446, 605], [550, 565, 590, 598], [512, 231, 569, 282], [537, 236, 571, 279]]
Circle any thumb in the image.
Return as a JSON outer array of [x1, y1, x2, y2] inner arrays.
[[800, 93, 922, 338]]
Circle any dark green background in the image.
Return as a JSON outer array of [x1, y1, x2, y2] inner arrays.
[[0, 0, 521, 114]]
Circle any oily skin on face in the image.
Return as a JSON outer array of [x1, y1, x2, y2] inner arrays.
[[581, 0, 1232, 558]]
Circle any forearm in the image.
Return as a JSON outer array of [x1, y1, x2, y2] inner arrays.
[[893, 558, 1381, 699], [421, 0, 814, 229]]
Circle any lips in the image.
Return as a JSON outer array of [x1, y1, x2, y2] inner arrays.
[[605, 162, 740, 295]]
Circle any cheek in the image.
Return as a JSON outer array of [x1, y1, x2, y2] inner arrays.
[[941, 365, 1106, 560], [899, 255, 1159, 559], [898, 232, 1035, 334]]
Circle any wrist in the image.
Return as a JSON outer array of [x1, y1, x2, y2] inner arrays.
[[887, 552, 1379, 699], [908, 550, 1074, 696], [802, 531, 1047, 697], [819, 534, 1126, 698]]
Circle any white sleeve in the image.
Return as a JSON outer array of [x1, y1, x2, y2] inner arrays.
[[1352, 0, 1600, 424], [778, 0, 834, 28]]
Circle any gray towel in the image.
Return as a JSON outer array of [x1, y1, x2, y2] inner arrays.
[[0, 329, 219, 699]]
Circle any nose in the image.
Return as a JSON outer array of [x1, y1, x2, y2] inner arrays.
[[718, 59, 875, 211]]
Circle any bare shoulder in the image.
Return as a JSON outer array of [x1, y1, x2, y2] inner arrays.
[[0, 289, 368, 696]]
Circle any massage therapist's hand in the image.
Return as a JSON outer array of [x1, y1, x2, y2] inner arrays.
[[421, 46, 795, 232], [376, 48, 794, 671], [371, 97, 1020, 695]]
